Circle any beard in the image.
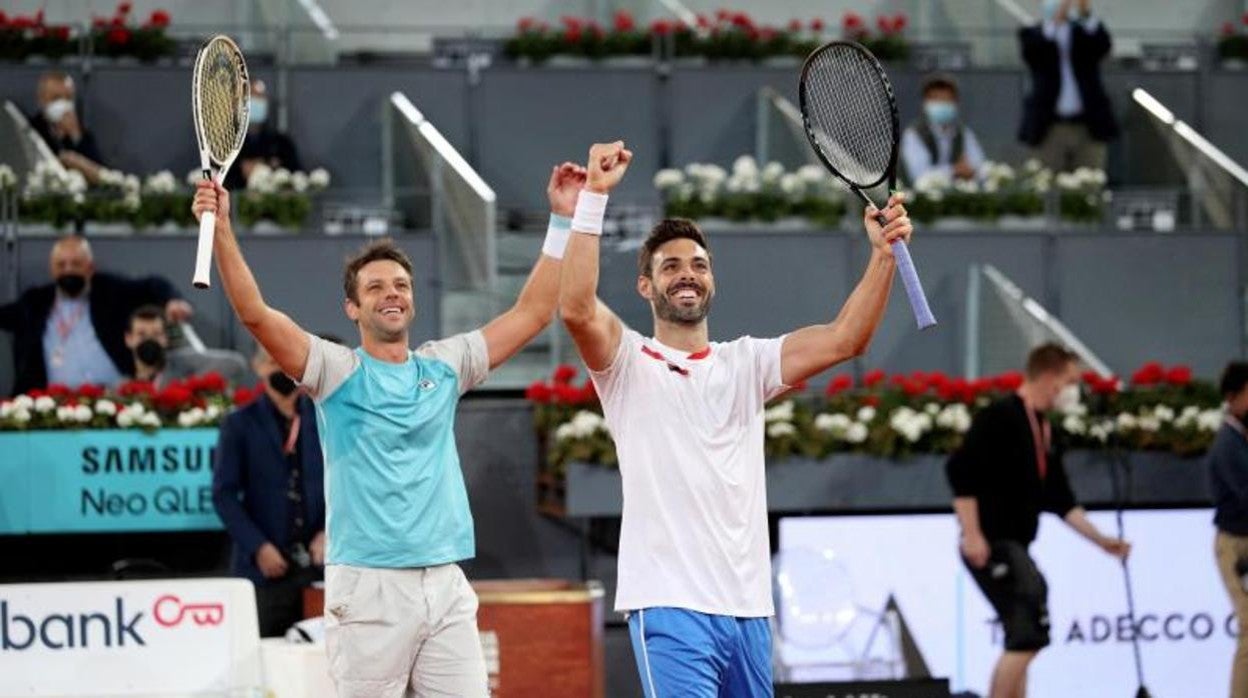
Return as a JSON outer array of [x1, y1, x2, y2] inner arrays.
[[653, 281, 712, 325]]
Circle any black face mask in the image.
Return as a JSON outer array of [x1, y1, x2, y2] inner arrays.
[[268, 370, 298, 397], [56, 274, 86, 297], [135, 339, 165, 367]]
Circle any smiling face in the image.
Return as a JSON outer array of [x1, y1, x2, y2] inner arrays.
[[638, 237, 715, 326], [345, 259, 415, 343]]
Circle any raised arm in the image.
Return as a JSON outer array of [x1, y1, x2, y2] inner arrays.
[[778, 194, 911, 385], [480, 163, 582, 369], [192, 181, 310, 380], [559, 142, 631, 371]]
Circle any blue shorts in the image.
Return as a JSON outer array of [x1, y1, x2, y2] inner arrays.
[[627, 607, 772, 698]]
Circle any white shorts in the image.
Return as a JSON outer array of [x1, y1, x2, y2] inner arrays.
[[324, 563, 488, 698]]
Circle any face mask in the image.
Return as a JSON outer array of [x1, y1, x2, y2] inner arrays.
[[923, 101, 957, 126], [1053, 383, 1081, 413], [44, 97, 74, 124], [1041, 0, 1080, 21], [135, 339, 166, 367], [56, 274, 86, 297], [268, 370, 298, 397], [250, 98, 268, 125]]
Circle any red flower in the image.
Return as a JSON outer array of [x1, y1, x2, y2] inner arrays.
[[26, 389, 47, 399], [842, 12, 864, 32], [876, 15, 892, 33], [578, 379, 598, 404], [893, 13, 908, 31], [118, 380, 156, 398], [650, 19, 673, 36], [107, 27, 131, 45], [76, 384, 105, 399], [50, 25, 71, 41], [11, 15, 35, 30], [33, 9, 44, 25], [1242, 11, 1248, 25], [731, 12, 754, 30], [696, 14, 710, 29], [1165, 365, 1192, 386], [825, 374, 853, 396], [588, 21, 605, 39], [970, 378, 994, 396], [525, 381, 552, 404], [563, 27, 582, 43], [810, 17, 825, 32], [92, 16, 109, 29], [155, 385, 193, 411], [860, 394, 881, 407], [787, 19, 803, 33], [46, 383, 71, 398], [613, 10, 635, 33], [553, 383, 582, 405], [0, 11, 8, 27], [560, 15, 582, 30], [1131, 362, 1165, 386], [1088, 374, 1119, 395], [193, 371, 227, 393], [889, 374, 909, 389], [232, 386, 255, 407], [517, 16, 537, 32], [117, 2, 133, 15], [759, 27, 778, 41], [1223, 21, 1237, 36], [144, 8, 168, 28], [553, 364, 579, 385], [863, 369, 886, 388], [715, 9, 732, 22], [993, 371, 1024, 392], [902, 379, 927, 397]]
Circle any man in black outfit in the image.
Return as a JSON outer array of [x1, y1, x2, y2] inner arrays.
[[1018, 0, 1118, 173], [223, 79, 303, 191], [946, 343, 1130, 698], [212, 343, 326, 637], [0, 235, 193, 394], [1209, 362, 1248, 697]]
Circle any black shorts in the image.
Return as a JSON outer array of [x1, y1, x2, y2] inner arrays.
[[965, 540, 1051, 652]]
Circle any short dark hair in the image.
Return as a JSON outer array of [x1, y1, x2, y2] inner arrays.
[[638, 218, 711, 277], [343, 238, 413, 303], [128, 304, 165, 332], [1220, 362, 1248, 398], [1026, 343, 1077, 379], [922, 73, 959, 99]]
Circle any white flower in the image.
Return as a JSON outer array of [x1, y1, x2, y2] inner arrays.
[[779, 173, 803, 199], [761, 161, 785, 185], [56, 405, 74, 422], [186, 169, 204, 188], [272, 168, 292, 189], [140, 413, 162, 428], [765, 401, 795, 423], [814, 413, 852, 433], [308, 168, 331, 189], [1116, 413, 1137, 430], [570, 410, 606, 436], [924, 403, 940, 416], [1176, 406, 1200, 429], [1198, 409, 1225, 433], [177, 408, 205, 428], [767, 422, 797, 438], [95, 400, 117, 416], [205, 404, 222, 421], [937, 404, 972, 433], [857, 406, 876, 423], [74, 404, 92, 422], [1056, 172, 1080, 190], [116, 412, 134, 428], [13, 395, 33, 410], [732, 155, 759, 177], [1138, 416, 1161, 432], [144, 171, 178, 194], [1062, 414, 1086, 435], [914, 170, 951, 195], [247, 163, 274, 192], [34, 396, 56, 413], [845, 422, 869, 444], [1153, 404, 1175, 422], [0, 401, 12, 419], [11, 408, 31, 424], [0, 164, 16, 188], [889, 407, 928, 443], [1023, 158, 1044, 174], [1089, 421, 1113, 443], [65, 170, 87, 195], [554, 422, 576, 441], [653, 168, 684, 190], [291, 171, 309, 193], [796, 164, 826, 184]]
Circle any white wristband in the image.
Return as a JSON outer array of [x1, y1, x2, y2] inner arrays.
[[542, 214, 572, 259], [571, 190, 608, 236]]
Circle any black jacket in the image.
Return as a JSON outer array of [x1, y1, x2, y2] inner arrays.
[[28, 112, 106, 165], [0, 272, 181, 394], [946, 395, 1078, 545], [1017, 21, 1119, 146]]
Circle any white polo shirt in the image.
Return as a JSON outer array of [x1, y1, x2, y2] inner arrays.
[[590, 328, 789, 617]]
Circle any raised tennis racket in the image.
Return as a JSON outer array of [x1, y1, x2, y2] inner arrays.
[[799, 40, 936, 330], [190, 35, 249, 289]]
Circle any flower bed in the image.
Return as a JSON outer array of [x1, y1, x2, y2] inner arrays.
[[505, 9, 909, 64], [905, 160, 1107, 225], [654, 156, 846, 225], [0, 373, 265, 431], [529, 361, 1220, 472], [1218, 13, 1248, 64]]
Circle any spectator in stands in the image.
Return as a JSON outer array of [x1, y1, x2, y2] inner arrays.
[[1210, 361, 1248, 697], [901, 74, 987, 184], [224, 79, 303, 191], [946, 343, 1130, 698], [1018, 0, 1118, 173], [213, 343, 326, 637], [29, 71, 106, 184], [123, 305, 248, 387], [0, 235, 193, 395]]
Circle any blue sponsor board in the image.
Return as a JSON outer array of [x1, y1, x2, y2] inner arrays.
[[0, 429, 222, 534]]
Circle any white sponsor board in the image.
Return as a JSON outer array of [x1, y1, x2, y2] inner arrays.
[[0, 578, 261, 697], [780, 509, 1232, 697]]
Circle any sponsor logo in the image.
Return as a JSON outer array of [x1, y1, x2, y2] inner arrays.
[[2, 594, 225, 651]]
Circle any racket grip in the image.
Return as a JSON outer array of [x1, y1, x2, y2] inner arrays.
[[890, 240, 937, 330], [192, 211, 215, 289]]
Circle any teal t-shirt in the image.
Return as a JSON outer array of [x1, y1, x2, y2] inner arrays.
[[300, 331, 489, 568]]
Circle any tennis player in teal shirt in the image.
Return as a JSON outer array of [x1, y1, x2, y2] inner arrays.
[[193, 157, 609, 698]]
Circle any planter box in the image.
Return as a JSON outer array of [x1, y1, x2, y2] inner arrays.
[[562, 450, 1210, 518]]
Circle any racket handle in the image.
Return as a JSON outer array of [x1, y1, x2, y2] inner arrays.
[[192, 210, 215, 289], [890, 239, 936, 330]]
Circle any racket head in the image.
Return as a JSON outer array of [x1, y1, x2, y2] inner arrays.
[[798, 40, 900, 193], [192, 35, 250, 174]]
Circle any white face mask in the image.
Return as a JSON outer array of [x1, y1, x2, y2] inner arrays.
[[44, 98, 74, 124], [1053, 383, 1081, 413]]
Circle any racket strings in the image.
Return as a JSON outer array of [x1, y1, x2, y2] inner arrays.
[[195, 39, 247, 165], [802, 47, 895, 187]]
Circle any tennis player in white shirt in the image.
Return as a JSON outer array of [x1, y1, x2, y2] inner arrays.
[[558, 141, 914, 696]]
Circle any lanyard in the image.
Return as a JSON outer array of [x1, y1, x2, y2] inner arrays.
[[1018, 393, 1051, 480], [283, 413, 301, 456], [54, 302, 86, 342]]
